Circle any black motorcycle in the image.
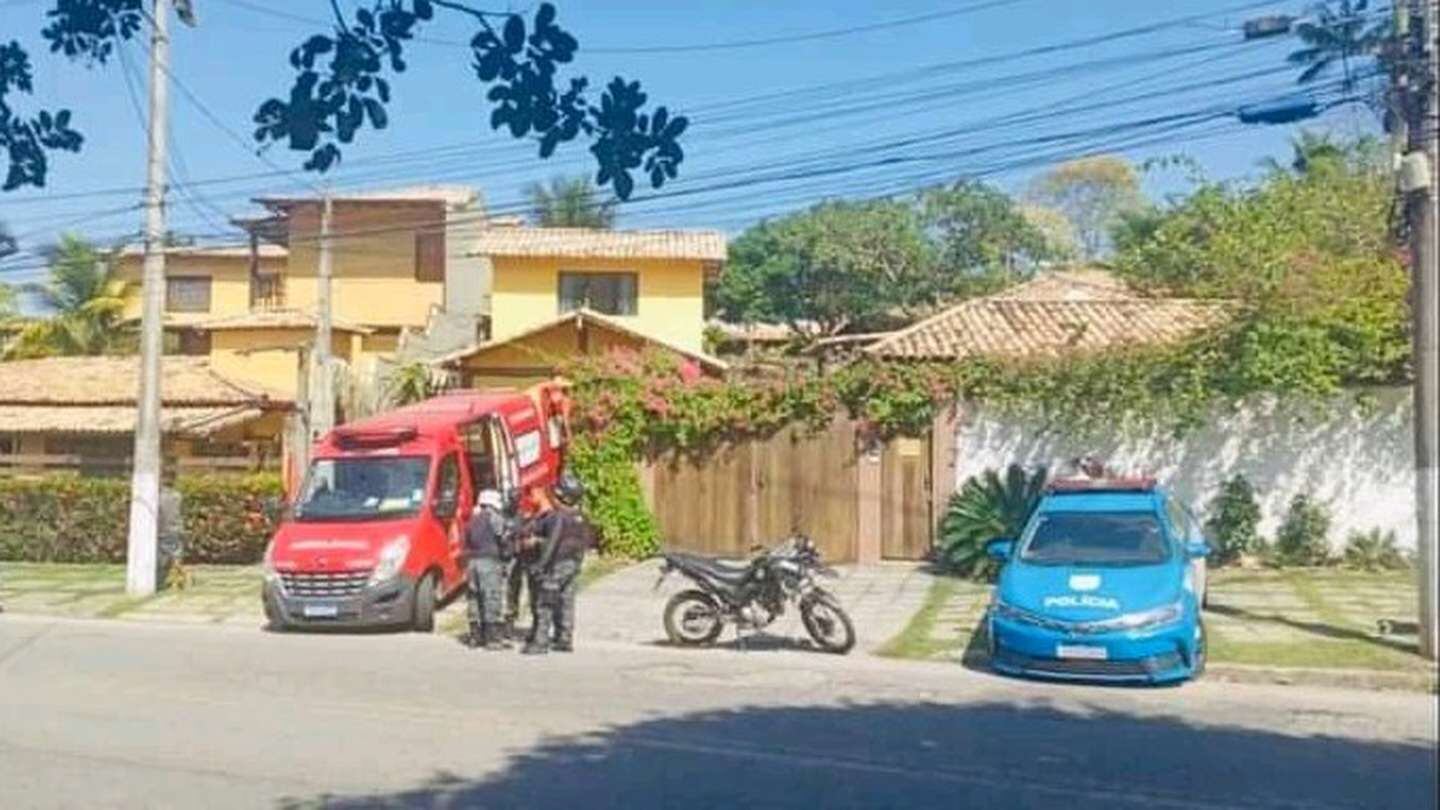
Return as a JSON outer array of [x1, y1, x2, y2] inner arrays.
[[655, 535, 857, 654]]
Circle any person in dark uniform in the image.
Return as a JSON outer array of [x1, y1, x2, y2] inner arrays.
[[502, 488, 547, 642], [521, 472, 595, 655], [464, 489, 514, 650]]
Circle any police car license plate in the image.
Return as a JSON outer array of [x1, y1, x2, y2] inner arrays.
[[1056, 644, 1107, 660], [303, 604, 339, 618]]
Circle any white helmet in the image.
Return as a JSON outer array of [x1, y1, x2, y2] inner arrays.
[[476, 489, 504, 511]]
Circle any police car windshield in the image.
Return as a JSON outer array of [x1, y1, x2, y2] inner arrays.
[[295, 457, 430, 522], [1019, 511, 1171, 566]]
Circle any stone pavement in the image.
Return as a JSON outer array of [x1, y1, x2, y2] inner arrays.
[[577, 559, 937, 653]]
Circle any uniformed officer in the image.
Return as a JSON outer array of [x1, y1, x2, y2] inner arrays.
[[464, 489, 514, 650], [521, 472, 595, 655]]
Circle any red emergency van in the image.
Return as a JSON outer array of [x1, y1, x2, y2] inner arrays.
[[261, 384, 570, 631]]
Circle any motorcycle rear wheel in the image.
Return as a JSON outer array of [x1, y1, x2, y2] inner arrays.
[[801, 591, 856, 654], [664, 590, 725, 647]]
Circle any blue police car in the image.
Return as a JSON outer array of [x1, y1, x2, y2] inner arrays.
[[985, 477, 1211, 684]]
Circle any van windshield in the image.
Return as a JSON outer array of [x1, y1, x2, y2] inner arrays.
[[294, 457, 430, 522], [1019, 511, 1171, 567]]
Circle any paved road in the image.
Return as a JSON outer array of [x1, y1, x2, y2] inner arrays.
[[1, 615, 1434, 810]]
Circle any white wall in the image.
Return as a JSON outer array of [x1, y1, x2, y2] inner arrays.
[[952, 387, 1416, 550]]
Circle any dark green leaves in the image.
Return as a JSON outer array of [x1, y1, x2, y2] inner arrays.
[[254, 1, 686, 200], [1, 41, 84, 190]]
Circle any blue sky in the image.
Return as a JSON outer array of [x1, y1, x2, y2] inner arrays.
[[0, 0, 1380, 284]]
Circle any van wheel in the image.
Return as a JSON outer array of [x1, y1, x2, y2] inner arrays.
[[412, 572, 438, 633]]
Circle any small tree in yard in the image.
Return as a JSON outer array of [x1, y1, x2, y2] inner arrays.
[[1274, 493, 1333, 566], [939, 464, 1047, 581], [1341, 528, 1408, 571], [1204, 475, 1264, 565]]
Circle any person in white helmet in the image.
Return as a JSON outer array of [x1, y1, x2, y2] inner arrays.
[[464, 489, 514, 650]]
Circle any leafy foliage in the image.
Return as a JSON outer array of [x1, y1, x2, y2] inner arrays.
[[382, 361, 448, 407], [0, 39, 84, 190], [1341, 527, 1409, 571], [525, 174, 615, 228], [938, 465, 1047, 580], [1026, 155, 1144, 259], [1274, 493, 1333, 566], [251, 2, 686, 198], [0, 473, 282, 564], [2, 234, 134, 358], [1204, 475, 1264, 565], [567, 431, 659, 559], [1288, 0, 1391, 104], [712, 183, 1052, 335]]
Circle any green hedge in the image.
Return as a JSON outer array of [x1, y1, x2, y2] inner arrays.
[[0, 474, 282, 564]]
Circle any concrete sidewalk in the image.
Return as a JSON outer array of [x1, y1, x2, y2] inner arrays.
[[577, 559, 937, 654]]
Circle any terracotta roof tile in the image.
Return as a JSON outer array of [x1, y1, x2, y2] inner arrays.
[[0, 356, 290, 406], [470, 227, 727, 262]]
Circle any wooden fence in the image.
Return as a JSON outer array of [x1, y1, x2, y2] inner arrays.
[[642, 418, 943, 563]]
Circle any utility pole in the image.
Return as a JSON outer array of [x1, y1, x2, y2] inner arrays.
[[125, 0, 174, 598], [311, 194, 335, 440], [1399, 0, 1439, 661]]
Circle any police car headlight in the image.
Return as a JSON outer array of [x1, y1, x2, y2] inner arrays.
[[368, 536, 411, 585], [991, 599, 1046, 626], [1096, 601, 1184, 631]]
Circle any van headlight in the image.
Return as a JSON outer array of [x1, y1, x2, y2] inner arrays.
[[262, 542, 282, 590], [1093, 601, 1184, 631], [368, 536, 411, 585]]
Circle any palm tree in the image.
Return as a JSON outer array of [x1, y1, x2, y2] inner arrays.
[[1287, 1, 1390, 91], [3, 234, 134, 358], [524, 175, 616, 228]]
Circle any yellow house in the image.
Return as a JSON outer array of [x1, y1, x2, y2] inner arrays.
[[473, 226, 727, 354]]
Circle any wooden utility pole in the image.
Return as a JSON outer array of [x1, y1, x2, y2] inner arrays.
[[125, 0, 175, 597], [1400, 0, 1439, 660], [311, 195, 335, 440]]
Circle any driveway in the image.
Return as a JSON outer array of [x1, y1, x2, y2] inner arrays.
[[577, 560, 937, 653], [1, 614, 1434, 809]]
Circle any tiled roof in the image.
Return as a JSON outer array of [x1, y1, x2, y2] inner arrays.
[[991, 268, 1138, 301], [189, 309, 373, 334], [255, 185, 478, 208], [0, 356, 290, 406], [115, 243, 288, 259], [866, 272, 1228, 361], [470, 227, 727, 262], [437, 308, 729, 374], [0, 404, 267, 437]]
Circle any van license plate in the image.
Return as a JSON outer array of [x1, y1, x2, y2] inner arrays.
[[303, 604, 339, 618], [1056, 644, 1107, 660]]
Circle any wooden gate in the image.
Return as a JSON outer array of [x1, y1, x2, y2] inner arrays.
[[650, 420, 858, 562], [880, 434, 933, 560]]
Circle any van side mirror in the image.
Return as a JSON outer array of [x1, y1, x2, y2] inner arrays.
[[986, 538, 1015, 561], [1186, 540, 1212, 559], [261, 495, 285, 524], [433, 494, 459, 520]]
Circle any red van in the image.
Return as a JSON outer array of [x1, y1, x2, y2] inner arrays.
[[261, 384, 571, 632]]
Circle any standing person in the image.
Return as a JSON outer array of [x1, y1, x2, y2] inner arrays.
[[464, 489, 514, 650], [503, 487, 550, 642], [522, 472, 596, 655]]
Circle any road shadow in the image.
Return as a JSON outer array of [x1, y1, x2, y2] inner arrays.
[[274, 700, 1436, 810], [1206, 602, 1420, 656], [646, 631, 835, 655]]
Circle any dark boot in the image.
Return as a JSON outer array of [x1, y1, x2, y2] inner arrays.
[[553, 635, 573, 653], [521, 638, 549, 655], [464, 623, 484, 648], [484, 623, 511, 651]]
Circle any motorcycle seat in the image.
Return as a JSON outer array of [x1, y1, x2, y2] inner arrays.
[[665, 551, 753, 585]]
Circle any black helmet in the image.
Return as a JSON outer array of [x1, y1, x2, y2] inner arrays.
[[553, 471, 585, 506]]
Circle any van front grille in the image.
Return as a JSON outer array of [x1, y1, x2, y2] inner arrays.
[[280, 570, 371, 598]]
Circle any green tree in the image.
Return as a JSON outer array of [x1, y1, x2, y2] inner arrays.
[[1026, 155, 1144, 260], [939, 464, 1048, 580], [712, 199, 931, 336], [382, 361, 446, 407], [1287, 0, 1390, 90], [919, 180, 1056, 286], [525, 175, 616, 228], [1204, 475, 1264, 565], [3, 235, 133, 358]]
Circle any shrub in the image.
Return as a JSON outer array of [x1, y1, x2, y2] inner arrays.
[[1204, 475, 1264, 565], [0, 473, 282, 564], [1274, 493, 1333, 566], [568, 434, 660, 560], [939, 464, 1048, 580], [1341, 528, 1408, 571]]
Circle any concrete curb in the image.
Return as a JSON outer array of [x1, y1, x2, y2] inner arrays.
[[1205, 663, 1438, 693]]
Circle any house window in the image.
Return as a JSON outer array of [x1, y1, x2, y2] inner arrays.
[[165, 276, 212, 313], [250, 272, 285, 309], [415, 231, 445, 282], [558, 272, 637, 316]]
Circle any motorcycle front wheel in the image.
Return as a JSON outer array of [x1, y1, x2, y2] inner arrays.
[[800, 591, 856, 654], [663, 589, 725, 647]]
